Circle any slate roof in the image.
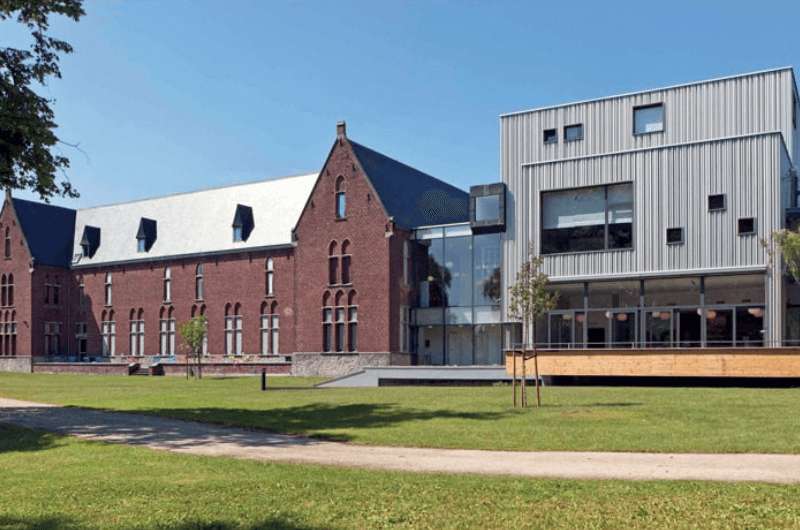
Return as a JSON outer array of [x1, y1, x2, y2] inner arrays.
[[72, 173, 317, 267], [11, 198, 77, 268], [350, 141, 469, 228]]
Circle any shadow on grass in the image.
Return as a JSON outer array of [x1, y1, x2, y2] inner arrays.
[[136, 402, 511, 442], [0, 514, 326, 530], [0, 515, 79, 530], [0, 423, 58, 454]]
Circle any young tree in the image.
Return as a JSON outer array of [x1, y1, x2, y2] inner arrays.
[[179, 315, 207, 379], [507, 245, 557, 407], [764, 229, 800, 344], [1, 0, 85, 200]]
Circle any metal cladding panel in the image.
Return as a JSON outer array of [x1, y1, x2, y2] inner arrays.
[[503, 135, 789, 306], [501, 68, 797, 169]]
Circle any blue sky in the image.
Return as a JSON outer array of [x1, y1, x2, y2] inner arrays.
[[5, 0, 800, 207]]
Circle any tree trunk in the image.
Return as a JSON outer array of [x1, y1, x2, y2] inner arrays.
[[533, 325, 541, 407], [186, 351, 190, 380], [512, 349, 517, 407]]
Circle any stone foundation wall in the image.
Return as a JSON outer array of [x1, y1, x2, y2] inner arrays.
[[32, 362, 130, 375], [0, 357, 32, 373], [291, 352, 411, 377], [159, 362, 291, 376]]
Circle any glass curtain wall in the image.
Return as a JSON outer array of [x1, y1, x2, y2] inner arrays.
[[544, 274, 766, 349], [413, 225, 503, 365]]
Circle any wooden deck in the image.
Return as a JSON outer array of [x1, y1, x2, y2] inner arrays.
[[505, 348, 800, 378]]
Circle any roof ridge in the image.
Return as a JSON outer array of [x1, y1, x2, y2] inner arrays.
[[12, 197, 76, 213]]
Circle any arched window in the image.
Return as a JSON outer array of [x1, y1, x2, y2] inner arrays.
[[195, 264, 204, 300], [78, 276, 85, 309], [1, 311, 7, 356], [225, 303, 242, 355], [265, 258, 274, 296], [0, 274, 6, 307], [10, 310, 16, 356], [322, 292, 333, 352], [347, 291, 358, 352], [102, 310, 116, 356], [53, 276, 60, 305], [328, 241, 338, 285], [335, 176, 346, 219], [104, 273, 113, 306], [160, 306, 175, 355], [8, 274, 14, 307], [341, 240, 351, 285], [200, 305, 208, 355], [163, 267, 171, 303], [4, 227, 10, 259], [44, 274, 51, 304], [130, 308, 144, 356], [334, 291, 345, 352], [260, 301, 280, 355]]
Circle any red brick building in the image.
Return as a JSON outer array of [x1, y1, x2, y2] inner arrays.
[[0, 123, 489, 376]]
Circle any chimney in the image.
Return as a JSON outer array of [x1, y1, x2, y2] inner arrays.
[[336, 121, 347, 141]]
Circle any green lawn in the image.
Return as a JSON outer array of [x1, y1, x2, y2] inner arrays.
[[0, 424, 798, 529], [0, 372, 798, 453]]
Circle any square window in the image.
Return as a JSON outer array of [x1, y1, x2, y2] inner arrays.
[[564, 124, 583, 142], [634, 103, 664, 135], [543, 128, 557, 144], [708, 194, 726, 212], [738, 217, 756, 235], [474, 194, 501, 222], [666, 227, 684, 245]]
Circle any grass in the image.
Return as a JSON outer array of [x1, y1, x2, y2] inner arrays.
[[0, 372, 798, 453], [0, 424, 799, 529]]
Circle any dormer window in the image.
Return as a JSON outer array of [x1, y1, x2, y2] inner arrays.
[[232, 204, 254, 242], [136, 218, 157, 253], [80, 226, 101, 258]]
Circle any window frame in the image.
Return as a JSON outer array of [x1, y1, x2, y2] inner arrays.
[[738, 217, 756, 236], [543, 128, 558, 145], [563, 123, 584, 143], [708, 194, 727, 212], [666, 227, 685, 245], [633, 103, 665, 136], [539, 182, 635, 256]]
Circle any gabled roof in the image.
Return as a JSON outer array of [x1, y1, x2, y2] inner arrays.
[[11, 198, 76, 267], [349, 141, 469, 228], [73, 173, 316, 267]]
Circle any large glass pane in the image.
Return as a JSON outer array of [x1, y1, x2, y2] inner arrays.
[[474, 324, 502, 365], [607, 183, 633, 249], [736, 306, 764, 346], [549, 314, 573, 348], [417, 237, 446, 308], [551, 282, 584, 310], [418, 326, 444, 365], [444, 236, 472, 307], [611, 311, 636, 347], [446, 325, 473, 365], [473, 233, 502, 306], [588, 280, 638, 308], [586, 311, 607, 348], [644, 277, 701, 306], [646, 310, 672, 346], [704, 274, 764, 305], [542, 187, 606, 254], [475, 195, 501, 222], [706, 308, 733, 347]]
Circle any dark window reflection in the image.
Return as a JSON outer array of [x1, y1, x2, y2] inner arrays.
[[417, 238, 447, 307], [706, 308, 733, 347], [444, 236, 472, 307], [735, 307, 764, 346], [474, 233, 501, 306]]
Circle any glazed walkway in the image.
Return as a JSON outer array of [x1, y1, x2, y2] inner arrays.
[[1, 397, 799, 484]]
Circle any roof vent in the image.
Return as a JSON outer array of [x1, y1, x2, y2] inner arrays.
[[136, 218, 157, 252], [232, 204, 254, 242], [80, 225, 101, 258]]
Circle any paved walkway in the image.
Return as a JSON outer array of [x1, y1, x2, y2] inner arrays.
[[1, 397, 799, 484]]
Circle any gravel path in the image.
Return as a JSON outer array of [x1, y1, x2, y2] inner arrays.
[[1, 397, 799, 484]]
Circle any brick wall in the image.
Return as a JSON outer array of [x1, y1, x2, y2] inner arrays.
[[0, 197, 34, 357]]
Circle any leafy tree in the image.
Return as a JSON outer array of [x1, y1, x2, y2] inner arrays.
[[179, 315, 207, 379], [1, 0, 85, 200], [767, 229, 800, 283], [507, 245, 557, 407]]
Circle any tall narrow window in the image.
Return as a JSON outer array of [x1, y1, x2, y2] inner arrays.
[[200, 305, 208, 355], [159, 307, 175, 355], [334, 291, 345, 352], [44, 275, 51, 304], [335, 176, 346, 219], [6, 274, 12, 307], [260, 303, 270, 355], [105, 273, 112, 306], [260, 302, 279, 354], [328, 241, 339, 285], [322, 293, 333, 352], [102, 311, 116, 356], [78, 276, 85, 309], [4, 227, 10, 259], [341, 240, 351, 284], [9, 311, 16, 356], [265, 258, 274, 296], [44, 322, 61, 355], [224, 304, 243, 355], [163, 267, 171, 303], [53, 277, 60, 306], [270, 302, 279, 355], [75, 322, 88, 356], [0, 275, 6, 307], [347, 291, 358, 352], [195, 264, 204, 300], [130, 309, 144, 356]]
